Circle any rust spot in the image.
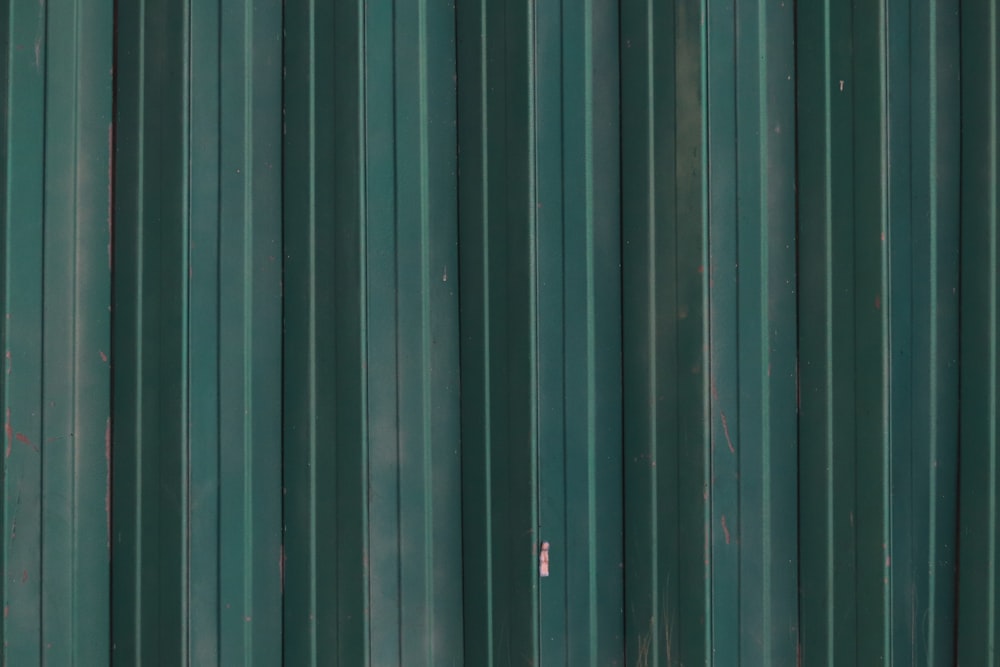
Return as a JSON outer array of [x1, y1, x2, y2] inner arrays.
[[21, 570, 27, 583], [721, 515, 731, 545], [3, 606, 7, 618], [719, 411, 736, 454], [874, 294, 881, 310], [4, 408, 11, 458], [280, 544, 286, 593]]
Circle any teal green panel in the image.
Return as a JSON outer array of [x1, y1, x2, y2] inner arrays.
[[957, 0, 1000, 662], [41, 0, 114, 662], [796, 1, 895, 664], [536, 1, 623, 665], [728, 0, 798, 664], [282, 0, 368, 665], [621, 0, 712, 663], [112, 0, 283, 663], [623, 0, 798, 664], [887, 0, 961, 665], [111, 0, 189, 661], [1, 0, 113, 663], [216, 0, 284, 663], [456, 0, 538, 664], [366, 1, 464, 665]]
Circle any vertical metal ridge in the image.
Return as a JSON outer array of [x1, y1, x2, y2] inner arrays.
[[305, 0, 318, 658], [131, 0, 146, 656], [822, 0, 835, 655], [178, 0, 192, 659], [238, 1, 254, 660], [363, 0, 402, 661], [416, 7, 435, 660]]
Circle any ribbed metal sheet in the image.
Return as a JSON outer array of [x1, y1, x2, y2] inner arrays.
[[0, 0, 997, 665], [1, 0, 113, 664], [112, 0, 283, 663]]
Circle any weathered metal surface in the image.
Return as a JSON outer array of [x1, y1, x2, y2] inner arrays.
[[0, 0, 996, 664], [1, 0, 113, 664], [112, 0, 283, 663]]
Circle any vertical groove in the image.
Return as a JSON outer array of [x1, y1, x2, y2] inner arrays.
[[416, 3, 434, 660], [240, 2, 254, 658], [305, 1, 318, 661], [582, 2, 598, 662], [179, 0, 191, 659], [133, 0, 146, 653]]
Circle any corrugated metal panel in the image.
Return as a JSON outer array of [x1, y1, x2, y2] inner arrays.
[[458, 1, 623, 665], [0, 0, 998, 665], [112, 0, 283, 663], [282, 1, 369, 665], [620, 0, 969, 665], [621, 0, 798, 664], [1, 0, 113, 664]]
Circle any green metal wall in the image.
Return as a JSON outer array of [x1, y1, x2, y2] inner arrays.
[[0, 0, 998, 664], [0, 0, 113, 663]]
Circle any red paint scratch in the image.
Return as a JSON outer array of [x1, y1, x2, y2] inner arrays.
[[721, 515, 731, 545], [874, 294, 881, 310], [21, 570, 27, 583], [14, 433, 36, 452], [280, 544, 286, 593], [99, 350, 108, 363], [719, 411, 736, 454], [4, 408, 11, 458], [4, 351, 10, 375], [704, 528, 710, 565]]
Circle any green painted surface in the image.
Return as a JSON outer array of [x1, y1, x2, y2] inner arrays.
[[957, 0, 1000, 664], [0, 1, 996, 664], [1, 0, 113, 664], [112, 0, 283, 663], [456, 0, 538, 664]]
